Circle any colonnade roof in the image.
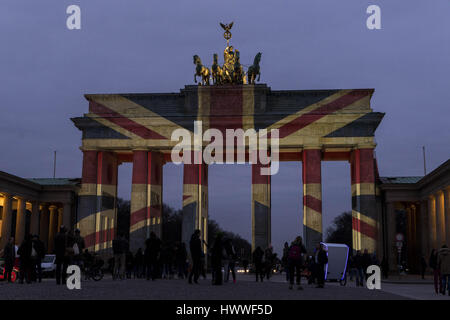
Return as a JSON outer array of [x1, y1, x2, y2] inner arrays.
[[379, 177, 422, 184], [27, 178, 80, 186], [0, 171, 81, 201], [379, 158, 450, 201]]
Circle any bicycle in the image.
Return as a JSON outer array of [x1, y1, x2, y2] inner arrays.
[[83, 257, 104, 281]]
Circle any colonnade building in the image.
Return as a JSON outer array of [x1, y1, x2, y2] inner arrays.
[[0, 171, 79, 252], [379, 159, 450, 272]]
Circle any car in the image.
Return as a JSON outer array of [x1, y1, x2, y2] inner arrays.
[[41, 254, 56, 277]]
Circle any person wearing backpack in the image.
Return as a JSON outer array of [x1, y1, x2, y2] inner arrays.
[[288, 236, 307, 290]]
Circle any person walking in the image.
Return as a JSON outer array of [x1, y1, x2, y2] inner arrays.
[[306, 255, 316, 284], [175, 242, 187, 279], [134, 248, 144, 279], [1, 237, 16, 283], [18, 234, 33, 284], [54, 226, 68, 285], [211, 233, 224, 285], [348, 254, 356, 282], [429, 249, 442, 294], [420, 255, 427, 280], [125, 249, 134, 279], [362, 249, 372, 280], [224, 239, 237, 283], [354, 250, 364, 287], [31, 235, 45, 283], [437, 245, 450, 296], [287, 236, 307, 290], [252, 246, 264, 282], [264, 246, 274, 280], [112, 233, 126, 280], [72, 229, 85, 267], [145, 232, 161, 281], [281, 242, 290, 283], [381, 256, 389, 279], [161, 244, 174, 279], [188, 230, 202, 284], [242, 259, 249, 273], [316, 243, 328, 288]]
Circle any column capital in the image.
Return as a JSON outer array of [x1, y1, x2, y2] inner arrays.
[[302, 145, 322, 150], [0, 192, 12, 198], [80, 147, 99, 152], [49, 204, 58, 210], [353, 143, 376, 150], [435, 190, 444, 197]]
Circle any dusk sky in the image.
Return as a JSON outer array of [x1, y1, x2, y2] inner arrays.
[[1, 0, 449, 255]]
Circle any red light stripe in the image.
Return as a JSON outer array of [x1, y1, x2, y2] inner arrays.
[[352, 217, 376, 239], [277, 91, 369, 139], [90, 101, 166, 139]]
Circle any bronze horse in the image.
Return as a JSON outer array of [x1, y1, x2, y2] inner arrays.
[[247, 52, 262, 84], [211, 53, 223, 85], [233, 50, 246, 84], [193, 55, 210, 85]]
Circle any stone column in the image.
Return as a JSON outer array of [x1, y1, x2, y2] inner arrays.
[[130, 150, 148, 252], [181, 162, 208, 256], [386, 201, 397, 272], [436, 191, 446, 248], [428, 196, 437, 250], [0, 193, 13, 249], [63, 202, 72, 230], [302, 148, 322, 253], [130, 150, 164, 252], [39, 205, 49, 252], [444, 188, 450, 246], [30, 200, 40, 236], [15, 198, 26, 245], [419, 200, 428, 255], [95, 151, 118, 252], [57, 207, 63, 231], [252, 162, 271, 252], [48, 205, 58, 253], [77, 150, 98, 251], [77, 150, 118, 252], [406, 204, 419, 272], [350, 148, 377, 254], [147, 152, 164, 239]]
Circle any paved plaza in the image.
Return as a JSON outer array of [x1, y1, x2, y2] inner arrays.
[[2, 273, 448, 300]]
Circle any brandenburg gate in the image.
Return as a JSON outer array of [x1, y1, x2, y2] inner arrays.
[[71, 23, 384, 255]]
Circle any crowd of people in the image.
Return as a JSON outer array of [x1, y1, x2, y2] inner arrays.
[[110, 232, 190, 281], [0, 226, 86, 284], [2, 227, 449, 295], [347, 249, 379, 287], [427, 245, 450, 296]]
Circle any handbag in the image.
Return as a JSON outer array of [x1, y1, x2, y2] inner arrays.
[[73, 243, 80, 256]]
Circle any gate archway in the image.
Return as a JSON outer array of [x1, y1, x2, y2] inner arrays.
[[72, 85, 384, 255]]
